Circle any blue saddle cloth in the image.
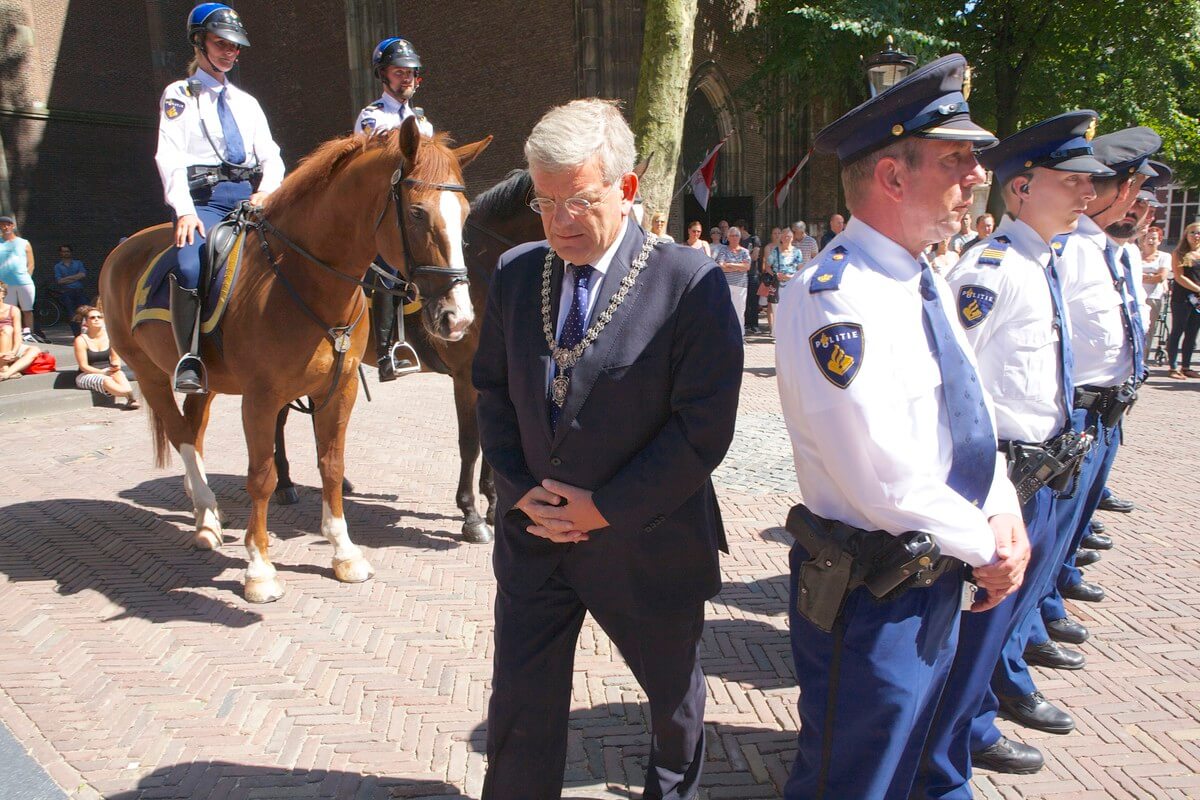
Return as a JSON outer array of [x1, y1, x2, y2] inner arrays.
[[131, 230, 247, 335]]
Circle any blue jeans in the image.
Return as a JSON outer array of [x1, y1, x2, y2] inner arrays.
[[174, 180, 252, 290]]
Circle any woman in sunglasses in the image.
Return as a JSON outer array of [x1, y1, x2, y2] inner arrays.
[[73, 306, 139, 408]]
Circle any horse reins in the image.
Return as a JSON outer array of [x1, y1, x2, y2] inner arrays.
[[245, 163, 469, 415]]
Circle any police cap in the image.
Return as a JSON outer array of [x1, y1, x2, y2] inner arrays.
[[979, 110, 1113, 187], [1138, 159, 1172, 205], [1091, 126, 1161, 177], [814, 54, 996, 165]]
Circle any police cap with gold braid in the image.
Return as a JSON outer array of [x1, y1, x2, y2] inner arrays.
[[978, 111, 1114, 187], [814, 54, 996, 165]]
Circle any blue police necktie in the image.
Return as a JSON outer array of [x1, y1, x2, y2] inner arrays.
[[919, 263, 995, 506], [1102, 243, 1143, 374], [1045, 247, 1075, 429], [217, 87, 246, 165], [549, 264, 594, 432], [1119, 248, 1146, 376]]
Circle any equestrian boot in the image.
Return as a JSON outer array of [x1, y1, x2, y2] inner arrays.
[[169, 275, 206, 394], [372, 287, 398, 383]]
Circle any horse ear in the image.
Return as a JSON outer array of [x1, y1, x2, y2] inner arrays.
[[453, 135, 493, 171], [398, 115, 422, 165], [634, 152, 654, 180]]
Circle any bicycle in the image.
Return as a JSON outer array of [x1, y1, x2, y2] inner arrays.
[[32, 284, 70, 333]]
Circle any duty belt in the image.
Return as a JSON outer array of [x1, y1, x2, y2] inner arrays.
[[1074, 381, 1137, 427], [187, 164, 263, 192], [1001, 429, 1093, 504]]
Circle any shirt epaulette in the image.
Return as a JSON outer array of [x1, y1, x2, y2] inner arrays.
[[976, 235, 1012, 267], [808, 246, 850, 293], [370, 101, 385, 110], [413, 107, 425, 118]]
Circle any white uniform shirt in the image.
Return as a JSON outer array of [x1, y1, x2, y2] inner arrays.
[[945, 217, 1069, 444], [354, 93, 434, 137], [776, 218, 1020, 567], [155, 68, 284, 219], [1058, 214, 1136, 388]]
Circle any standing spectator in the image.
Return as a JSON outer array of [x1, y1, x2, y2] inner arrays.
[[930, 237, 958, 273], [820, 213, 845, 248], [791, 220, 819, 263], [685, 220, 711, 256], [949, 212, 973, 252], [1166, 222, 1200, 379], [717, 219, 730, 245], [739, 221, 762, 333], [708, 226, 722, 249], [714, 226, 751, 331], [961, 212, 995, 251], [72, 306, 139, 408], [648, 212, 674, 242], [54, 245, 90, 335], [0, 281, 41, 380], [764, 227, 803, 334], [0, 215, 37, 342], [1140, 225, 1171, 362]]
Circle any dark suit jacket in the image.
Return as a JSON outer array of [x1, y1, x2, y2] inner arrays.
[[472, 219, 744, 616]]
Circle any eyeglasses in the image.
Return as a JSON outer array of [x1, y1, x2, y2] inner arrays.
[[1188, 231, 1200, 237], [87, 315, 103, 320], [528, 182, 618, 216]]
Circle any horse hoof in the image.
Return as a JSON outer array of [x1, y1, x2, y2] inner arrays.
[[341, 477, 356, 495], [194, 528, 222, 550], [245, 577, 285, 604], [463, 521, 494, 544], [333, 557, 374, 583], [275, 486, 300, 506]]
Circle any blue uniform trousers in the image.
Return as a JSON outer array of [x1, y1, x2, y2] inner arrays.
[[911, 485, 1056, 798], [785, 542, 962, 800], [174, 180, 252, 290]]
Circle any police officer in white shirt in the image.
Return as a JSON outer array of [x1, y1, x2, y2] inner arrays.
[[775, 54, 1028, 800], [355, 37, 433, 381], [914, 112, 1114, 791], [155, 3, 284, 392]]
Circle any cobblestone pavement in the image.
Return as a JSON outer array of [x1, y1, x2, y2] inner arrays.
[[1, 337, 1198, 799]]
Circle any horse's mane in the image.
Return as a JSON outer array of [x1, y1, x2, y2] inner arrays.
[[470, 169, 532, 221], [265, 129, 459, 212]]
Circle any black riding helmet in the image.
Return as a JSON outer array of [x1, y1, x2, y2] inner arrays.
[[187, 3, 250, 48]]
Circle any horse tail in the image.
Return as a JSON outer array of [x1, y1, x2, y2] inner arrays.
[[149, 405, 172, 468]]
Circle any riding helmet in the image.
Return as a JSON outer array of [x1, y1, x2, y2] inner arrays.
[[372, 37, 422, 74], [188, 3, 250, 48]]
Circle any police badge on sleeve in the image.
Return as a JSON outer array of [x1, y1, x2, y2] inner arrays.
[[809, 323, 864, 388], [163, 98, 185, 120], [360, 117, 377, 134], [957, 285, 996, 329]]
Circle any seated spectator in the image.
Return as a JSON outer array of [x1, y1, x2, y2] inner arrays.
[[685, 220, 711, 256], [648, 212, 674, 241], [0, 281, 41, 380], [54, 245, 90, 335], [790, 221, 819, 263], [72, 305, 138, 408]]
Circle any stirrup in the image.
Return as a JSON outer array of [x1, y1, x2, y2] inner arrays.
[[173, 354, 208, 394], [389, 341, 422, 377]]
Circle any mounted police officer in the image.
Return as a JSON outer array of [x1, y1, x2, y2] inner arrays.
[[355, 37, 433, 382], [775, 55, 1029, 799], [155, 3, 284, 393]]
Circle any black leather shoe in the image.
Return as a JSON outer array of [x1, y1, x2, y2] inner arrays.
[[1090, 518, 1107, 534], [999, 691, 1075, 734], [1098, 494, 1136, 513], [1063, 580, 1106, 602], [972, 736, 1044, 774], [1075, 548, 1101, 567], [1024, 640, 1086, 670], [1046, 617, 1090, 644], [1082, 532, 1112, 550]]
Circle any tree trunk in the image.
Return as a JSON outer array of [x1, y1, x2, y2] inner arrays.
[[631, 0, 698, 219]]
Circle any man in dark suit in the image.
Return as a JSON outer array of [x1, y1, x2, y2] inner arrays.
[[472, 98, 744, 800]]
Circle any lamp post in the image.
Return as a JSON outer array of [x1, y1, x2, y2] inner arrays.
[[863, 35, 917, 96]]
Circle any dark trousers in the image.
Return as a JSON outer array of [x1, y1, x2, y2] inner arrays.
[[174, 180, 252, 290], [785, 542, 962, 800], [61, 287, 90, 334], [744, 271, 760, 331], [1167, 288, 1200, 369], [483, 571, 707, 800]]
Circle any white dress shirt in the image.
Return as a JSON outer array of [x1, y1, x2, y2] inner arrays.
[[945, 216, 1069, 444], [1057, 214, 1136, 388], [776, 217, 1020, 567], [155, 68, 284, 218], [354, 93, 434, 137]]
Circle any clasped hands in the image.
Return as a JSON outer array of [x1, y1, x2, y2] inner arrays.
[[969, 513, 1030, 612], [516, 479, 610, 543]]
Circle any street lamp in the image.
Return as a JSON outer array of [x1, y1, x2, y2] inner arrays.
[[864, 35, 917, 97]]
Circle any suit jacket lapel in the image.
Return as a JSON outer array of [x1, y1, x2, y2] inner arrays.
[[535, 253, 565, 444], [551, 219, 646, 450]]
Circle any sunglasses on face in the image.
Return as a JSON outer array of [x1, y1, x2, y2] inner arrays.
[[87, 315, 103, 320]]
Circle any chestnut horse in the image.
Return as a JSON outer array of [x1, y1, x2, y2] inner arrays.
[[101, 117, 490, 602]]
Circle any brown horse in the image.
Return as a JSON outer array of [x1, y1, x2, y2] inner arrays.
[[101, 117, 490, 602]]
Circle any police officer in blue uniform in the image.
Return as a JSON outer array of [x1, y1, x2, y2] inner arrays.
[[355, 37, 433, 382], [775, 55, 1029, 799], [155, 3, 284, 393], [913, 112, 1114, 790]]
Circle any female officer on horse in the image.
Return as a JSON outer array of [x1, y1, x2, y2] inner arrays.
[[155, 3, 284, 393]]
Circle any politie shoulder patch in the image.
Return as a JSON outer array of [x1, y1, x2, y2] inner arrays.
[[163, 98, 185, 120], [360, 116, 377, 134], [809, 323, 864, 388], [957, 285, 996, 329]]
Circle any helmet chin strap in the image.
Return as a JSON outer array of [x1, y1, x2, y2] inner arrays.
[[196, 40, 235, 78]]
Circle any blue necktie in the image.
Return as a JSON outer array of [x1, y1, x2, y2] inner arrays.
[[919, 263, 995, 506], [1045, 248, 1075, 430], [1102, 243, 1143, 375], [217, 87, 246, 165], [549, 264, 594, 432]]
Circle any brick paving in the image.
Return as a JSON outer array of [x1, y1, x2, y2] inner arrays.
[[0, 338, 1197, 799]]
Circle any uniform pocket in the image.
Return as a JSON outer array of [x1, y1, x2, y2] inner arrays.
[[1001, 325, 1058, 400]]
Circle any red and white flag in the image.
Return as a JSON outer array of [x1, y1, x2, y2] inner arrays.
[[773, 149, 813, 209], [688, 136, 728, 210]]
